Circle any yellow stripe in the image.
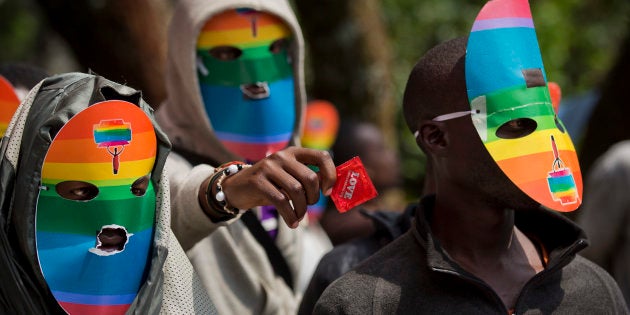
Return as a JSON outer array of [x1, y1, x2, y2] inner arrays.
[[486, 130, 576, 161], [42, 158, 154, 182], [197, 24, 290, 48]]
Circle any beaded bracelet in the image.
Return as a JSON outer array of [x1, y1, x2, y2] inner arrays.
[[206, 162, 252, 215]]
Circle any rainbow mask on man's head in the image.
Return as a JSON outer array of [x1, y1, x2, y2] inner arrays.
[[0, 75, 21, 137], [36, 100, 157, 314], [197, 8, 296, 162], [464, 0, 582, 212]]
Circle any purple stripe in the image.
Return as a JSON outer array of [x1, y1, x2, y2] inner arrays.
[[260, 205, 279, 240], [52, 291, 136, 305], [472, 17, 533, 32]]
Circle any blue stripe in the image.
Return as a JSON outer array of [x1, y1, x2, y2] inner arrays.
[[200, 77, 296, 136], [213, 131, 293, 143], [52, 291, 136, 305], [37, 228, 153, 295], [466, 27, 546, 100]]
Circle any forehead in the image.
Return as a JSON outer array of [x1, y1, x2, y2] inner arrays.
[[42, 101, 157, 183], [198, 9, 291, 48]]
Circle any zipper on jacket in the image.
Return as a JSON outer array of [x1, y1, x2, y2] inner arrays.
[[432, 267, 510, 314], [512, 239, 587, 312]]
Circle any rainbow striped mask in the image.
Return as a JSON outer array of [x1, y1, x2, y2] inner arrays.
[[0, 75, 21, 137], [465, 0, 582, 212], [196, 8, 296, 162], [36, 100, 157, 314]]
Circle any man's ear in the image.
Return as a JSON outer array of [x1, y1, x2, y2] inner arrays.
[[417, 120, 448, 155]]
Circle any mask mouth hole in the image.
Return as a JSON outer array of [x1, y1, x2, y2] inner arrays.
[[495, 118, 537, 139], [240, 82, 270, 100], [91, 225, 129, 255]]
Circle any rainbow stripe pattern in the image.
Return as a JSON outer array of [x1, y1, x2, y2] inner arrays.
[[197, 8, 295, 162], [94, 120, 131, 147], [0, 75, 21, 136], [466, 0, 581, 212], [36, 100, 157, 314]]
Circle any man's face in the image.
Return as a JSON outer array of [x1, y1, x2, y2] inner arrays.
[[36, 100, 157, 314], [196, 8, 296, 162], [443, 112, 540, 211]]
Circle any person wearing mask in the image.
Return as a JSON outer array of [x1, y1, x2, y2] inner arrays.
[[156, 1, 336, 314]]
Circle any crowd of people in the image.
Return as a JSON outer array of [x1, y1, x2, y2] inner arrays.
[[0, 0, 629, 314]]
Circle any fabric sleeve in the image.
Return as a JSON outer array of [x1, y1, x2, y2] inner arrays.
[[577, 142, 630, 267], [165, 153, 239, 251]]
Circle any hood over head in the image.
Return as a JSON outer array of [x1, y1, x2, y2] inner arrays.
[[0, 72, 172, 314], [157, 0, 305, 164]]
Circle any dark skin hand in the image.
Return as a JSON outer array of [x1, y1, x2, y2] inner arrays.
[[200, 146, 336, 228]]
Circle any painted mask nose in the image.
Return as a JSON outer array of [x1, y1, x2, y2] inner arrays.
[[240, 82, 270, 100], [97, 227, 128, 252]]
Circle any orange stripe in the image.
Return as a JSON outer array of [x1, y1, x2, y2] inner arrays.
[[201, 10, 284, 31], [55, 101, 153, 140], [519, 176, 583, 212], [496, 150, 581, 186], [45, 131, 156, 163]]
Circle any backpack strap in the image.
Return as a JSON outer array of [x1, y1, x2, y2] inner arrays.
[[240, 211, 294, 291]]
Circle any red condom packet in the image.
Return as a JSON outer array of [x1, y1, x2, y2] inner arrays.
[[330, 156, 378, 213]]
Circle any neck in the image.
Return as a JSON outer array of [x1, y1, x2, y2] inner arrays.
[[431, 194, 516, 262]]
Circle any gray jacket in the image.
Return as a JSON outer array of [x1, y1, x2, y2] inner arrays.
[[315, 196, 629, 314]]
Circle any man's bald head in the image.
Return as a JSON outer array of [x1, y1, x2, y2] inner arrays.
[[402, 37, 469, 135]]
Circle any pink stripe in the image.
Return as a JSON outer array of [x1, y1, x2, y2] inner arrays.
[[59, 301, 130, 315], [221, 141, 289, 162], [476, 0, 531, 20], [97, 140, 130, 147]]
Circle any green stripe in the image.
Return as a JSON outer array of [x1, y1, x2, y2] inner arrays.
[[42, 178, 141, 187], [197, 49, 292, 86], [36, 193, 156, 234], [549, 183, 576, 193], [483, 114, 558, 143], [39, 182, 154, 201], [94, 128, 131, 137], [482, 85, 553, 117]]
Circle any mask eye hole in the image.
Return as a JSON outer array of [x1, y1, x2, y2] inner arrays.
[[269, 39, 288, 54], [209, 46, 242, 61], [131, 176, 150, 197], [56, 181, 99, 201], [495, 118, 537, 139]]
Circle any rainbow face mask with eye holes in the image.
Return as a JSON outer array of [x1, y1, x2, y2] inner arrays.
[[0, 75, 21, 137], [197, 8, 296, 162], [36, 100, 157, 314], [464, 0, 582, 212]]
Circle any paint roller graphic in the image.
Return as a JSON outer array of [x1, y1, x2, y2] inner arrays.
[[546, 135, 578, 205], [94, 119, 131, 175], [236, 8, 259, 36]]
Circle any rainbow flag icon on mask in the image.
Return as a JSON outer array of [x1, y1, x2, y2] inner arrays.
[[94, 119, 132, 174]]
